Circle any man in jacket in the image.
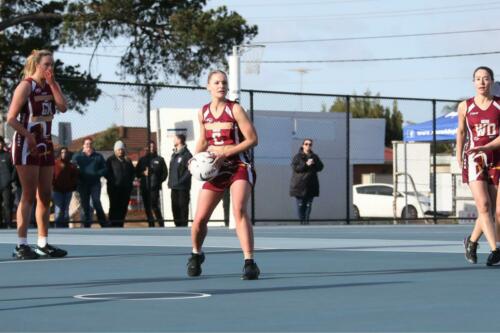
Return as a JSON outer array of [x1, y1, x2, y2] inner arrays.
[[289, 138, 324, 225], [0, 137, 14, 229], [72, 137, 109, 228], [106, 140, 135, 227], [136, 141, 168, 227], [167, 134, 192, 227]]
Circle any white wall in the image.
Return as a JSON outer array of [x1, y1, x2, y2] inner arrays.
[[152, 108, 386, 224]]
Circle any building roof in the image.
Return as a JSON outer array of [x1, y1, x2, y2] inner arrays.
[[66, 126, 156, 161]]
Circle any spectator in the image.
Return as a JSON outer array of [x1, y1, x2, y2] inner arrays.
[[136, 141, 168, 227], [52, 147, 78, 228], [167, 133, 192, 227], [0, 137, 14, 229], [106, 140, 135, 227], [72, 137, 108, 228], [289, 138, 324, 225]]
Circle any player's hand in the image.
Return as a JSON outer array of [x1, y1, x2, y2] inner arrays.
[[466, 146, 489, 155], [26, 134, 38, 156], [44, 68, 56, 86]]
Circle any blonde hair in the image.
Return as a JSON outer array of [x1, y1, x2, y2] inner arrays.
[[23, 49, 53, 78], [207, 70, 227, 83]]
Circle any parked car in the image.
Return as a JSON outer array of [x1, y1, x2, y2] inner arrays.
[[352, 183, 431, 219]]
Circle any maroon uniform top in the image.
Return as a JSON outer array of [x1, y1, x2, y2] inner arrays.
[[201, 101, 249, 164], [12, 78, 56, 166]]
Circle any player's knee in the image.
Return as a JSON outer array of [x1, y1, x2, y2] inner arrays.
[[232, 206, 248, 221], [477, 201, 490, 214]]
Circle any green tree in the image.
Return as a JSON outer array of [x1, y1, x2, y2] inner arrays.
[[328, 91, 403, 146], [93, 125, 120, 150], [0, 0, 257, 111]]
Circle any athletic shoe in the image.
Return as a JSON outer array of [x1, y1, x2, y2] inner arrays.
[[486, 249, 500, 266], [187, 253, 205, 277], [13, 244, 39, 260], [34, 244, 68, 258], [464, 236, 478, 264], [242, 261, 260, 280]]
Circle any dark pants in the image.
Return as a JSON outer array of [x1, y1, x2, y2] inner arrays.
[[108, 186, 132, 228], [296, 196, 314, 225], [171, 189, 190, 227], [0, 186, 12, 228], [141, 188, 163, 227], [53, 191, 72, 228], [78, 182, 107, 228]]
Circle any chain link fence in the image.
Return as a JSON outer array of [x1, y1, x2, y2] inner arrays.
[[2, 78, 468, 226]]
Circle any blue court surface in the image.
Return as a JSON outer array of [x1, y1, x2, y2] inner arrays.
[[0, 225, 498, 332]]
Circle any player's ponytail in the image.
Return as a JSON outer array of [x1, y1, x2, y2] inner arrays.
[[23, 49, 52, 78]]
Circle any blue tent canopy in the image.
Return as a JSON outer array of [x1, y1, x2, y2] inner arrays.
[[403, 112, 457, 142]]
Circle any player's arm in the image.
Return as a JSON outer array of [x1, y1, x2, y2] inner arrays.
[[467, 132, 500, 153], [195, 109, 208, 154], [221, 104, 258, 157], [7, 81, 32, 139], [45, 69, 67, 112], [455, 101, 467, 167]]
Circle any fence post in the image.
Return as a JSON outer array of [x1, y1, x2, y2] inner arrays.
[[249, 90, 256, 225], [145, 84, 153, 225], [346, 96, 351, 225], [432, 99, 437, 224]]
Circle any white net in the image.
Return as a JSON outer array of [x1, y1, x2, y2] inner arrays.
[[241, 45, 265, 75]]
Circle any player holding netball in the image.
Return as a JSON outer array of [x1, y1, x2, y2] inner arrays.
[[458, 66, 500, 266], [187, 70, 260, 279], [7, 50, 68, 259]]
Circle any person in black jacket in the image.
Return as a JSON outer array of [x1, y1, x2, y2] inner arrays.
[[289, 138, 324, 224], [136, 141, 168, 227], [106, 140, 135, 227], [0, 138, 14, 229], [167, 133, 192, 227]]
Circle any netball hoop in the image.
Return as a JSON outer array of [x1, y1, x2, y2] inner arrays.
[[227, 44, 265, 102]]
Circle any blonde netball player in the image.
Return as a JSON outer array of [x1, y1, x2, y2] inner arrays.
[[7, 50, 68, 259]]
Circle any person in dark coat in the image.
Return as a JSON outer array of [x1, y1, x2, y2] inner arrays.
[[0, 138, 14, 228], [72, 137, 109, 228], [289, 138, 324, 224], [136, 141, 168, 227], [52, 147, 79, 228], [106, 140, 135, 227], [167, 133, 192, 227]]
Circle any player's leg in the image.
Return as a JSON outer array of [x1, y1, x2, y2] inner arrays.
[[34, 166, 66, 257], [469, 180, 500, 265], [231, 178, 260, 280], [14, 165, 40, 259], [187, 188, 224, 277]]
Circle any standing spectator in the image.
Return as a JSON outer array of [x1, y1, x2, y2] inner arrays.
[[167, 133, 192, 227], [136, 141, 168, 227], [0, 137, 14, 229], [52, 147, 78, 228], [72, 137, 108, 228], [289, 138, 324, 225], [106, 140, 135, 227]]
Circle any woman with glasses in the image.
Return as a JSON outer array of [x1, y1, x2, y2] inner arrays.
[[290, 139, 324, 224]]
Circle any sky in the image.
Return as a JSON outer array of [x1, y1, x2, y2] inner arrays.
[[53, 0, 500, 138]]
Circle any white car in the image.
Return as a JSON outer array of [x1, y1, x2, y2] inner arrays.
[[352, 183, 431, 219]]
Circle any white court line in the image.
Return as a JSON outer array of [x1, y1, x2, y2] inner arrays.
[[73, 291, 211, 301]]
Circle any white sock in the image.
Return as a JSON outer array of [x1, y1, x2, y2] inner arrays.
[[192, 248, 201, 254], [18, 238, 28, 246], [37, 237, 47, 248]]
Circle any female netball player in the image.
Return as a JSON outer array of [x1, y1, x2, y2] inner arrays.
[[187, 70, 260, 279], [7, 50, 68, 259], [457, 66, 500, 266]]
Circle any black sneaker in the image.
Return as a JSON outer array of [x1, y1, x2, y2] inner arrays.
[[35, 244, 68, 258], [242, 261, 260, 280], [187, 253, 205, 277], [486, 249, 500, 266], [13, 244, 39, 260], [464, 236, 478, 264]]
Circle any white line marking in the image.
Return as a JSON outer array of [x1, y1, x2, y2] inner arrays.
[[73, 292, 211, 301]]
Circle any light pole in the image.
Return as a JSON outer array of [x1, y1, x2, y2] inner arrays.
[[289, 68, 312, 111]]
